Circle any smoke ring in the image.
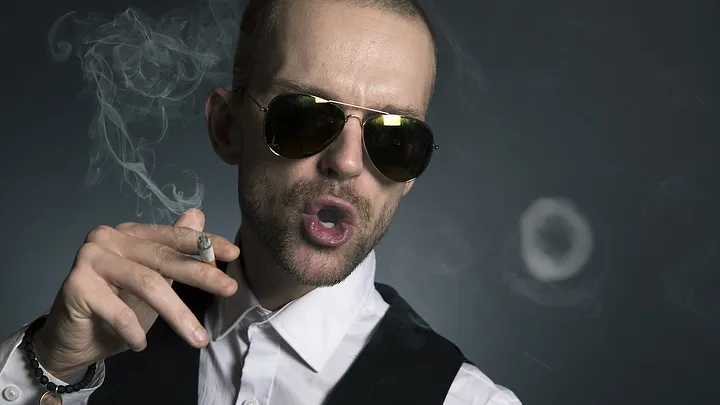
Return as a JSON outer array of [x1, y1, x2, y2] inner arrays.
[[520, 197, 594, 282]]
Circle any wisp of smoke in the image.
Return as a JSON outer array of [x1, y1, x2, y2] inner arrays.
[[45, 0, 489, 226], [47, 0, 242, 223]]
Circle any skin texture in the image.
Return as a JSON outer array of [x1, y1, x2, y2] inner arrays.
[[204, 0, 436, 310]]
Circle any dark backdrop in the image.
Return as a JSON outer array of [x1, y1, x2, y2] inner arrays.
[[1, 0, 718, 404]]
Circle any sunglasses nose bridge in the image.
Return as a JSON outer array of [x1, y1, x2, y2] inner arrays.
[[344, 114, 364, 127]]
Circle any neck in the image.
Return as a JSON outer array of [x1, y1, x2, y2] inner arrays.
[[234, 223, 315, 311]]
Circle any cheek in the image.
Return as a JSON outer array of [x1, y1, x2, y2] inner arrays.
[[372, 185, 404, 216]]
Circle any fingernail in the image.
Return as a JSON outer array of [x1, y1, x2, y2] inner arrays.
[[193, 327, 208, 343]]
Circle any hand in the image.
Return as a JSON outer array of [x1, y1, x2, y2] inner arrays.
[[32, 209, 239, 381]]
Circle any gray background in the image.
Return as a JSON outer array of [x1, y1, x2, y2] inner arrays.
[[1, 0, 718, 404]]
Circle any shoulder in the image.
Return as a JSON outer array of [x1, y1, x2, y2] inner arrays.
[[444, 362, 522, 405]]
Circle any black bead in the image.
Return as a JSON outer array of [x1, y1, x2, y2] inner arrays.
[[21, 316, 100, 397]]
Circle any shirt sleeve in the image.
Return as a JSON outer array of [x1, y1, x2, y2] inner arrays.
[[0, 322, 105, 405], [443, 362, 522, 405]]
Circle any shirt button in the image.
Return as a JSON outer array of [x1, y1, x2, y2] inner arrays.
[[2, 386, 20, 401], [242, 398, 258, 405]]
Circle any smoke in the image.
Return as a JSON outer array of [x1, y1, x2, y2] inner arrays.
[[47, 0, 242, 223], [45, 0, 490, 225], [520, 197, 593, 283], [421, 0, 501, 118], [498, 197, 603, 314], [392, 201, 475, 281]]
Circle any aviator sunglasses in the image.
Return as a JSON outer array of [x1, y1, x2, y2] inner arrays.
[[235, 88, 439, 182]]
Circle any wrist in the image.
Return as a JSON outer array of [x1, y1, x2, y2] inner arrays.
[[32, 326, 86, 382]]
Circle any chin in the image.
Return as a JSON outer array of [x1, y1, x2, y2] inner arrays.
[[276, 232, 370, 287]]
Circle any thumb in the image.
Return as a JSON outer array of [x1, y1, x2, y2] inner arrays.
[[174, 208, 206, 232]]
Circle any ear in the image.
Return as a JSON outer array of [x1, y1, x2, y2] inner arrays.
[[402, 180, 415, 196], [205, 87, 241, 165]]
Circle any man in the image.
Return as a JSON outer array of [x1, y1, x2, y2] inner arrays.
[[0, 0, 521, 404]]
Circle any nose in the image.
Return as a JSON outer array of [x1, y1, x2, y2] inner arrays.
[[317, 115, 364, 180]]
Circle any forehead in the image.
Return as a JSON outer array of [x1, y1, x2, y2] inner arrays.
[[267, 1, 436, 118]]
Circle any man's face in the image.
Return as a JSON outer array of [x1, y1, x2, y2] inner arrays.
[[210, 1, 436, 286]]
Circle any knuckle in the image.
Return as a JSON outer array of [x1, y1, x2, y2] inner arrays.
[[76, 242, 102, 264], [192, 263, 213, 288], [115, 222, 137, 234], [113, 306, 138, 333], [168, 226, 189, 250], [192, 260, 210, 281], [62, 267, 88, 295], [176, 308, 198, 331], [137, 269, 164, 295], [153, 246, 176, 276], [85, 225, 114, 243]]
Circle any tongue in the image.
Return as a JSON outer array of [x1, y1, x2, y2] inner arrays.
[[301, 212, 354, 247]]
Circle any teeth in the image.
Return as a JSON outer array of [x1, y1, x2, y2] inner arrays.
[[320, 220, 336, 229]]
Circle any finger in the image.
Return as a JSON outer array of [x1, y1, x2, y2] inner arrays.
[[91, 250, 209, 348], [112, 223, 240, 261], [84, 227, 236, 296], [80, 271, 148, 352], [115, 235, 236, 296], [174, 208, 205, 232]]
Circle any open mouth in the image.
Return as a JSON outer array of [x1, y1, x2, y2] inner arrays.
[[317, 206, 344, 228], [301, 196, 358, 247], [303, 196, 358, 226]]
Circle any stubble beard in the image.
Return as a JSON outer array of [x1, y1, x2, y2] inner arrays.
[[238, 166, 401, 287]]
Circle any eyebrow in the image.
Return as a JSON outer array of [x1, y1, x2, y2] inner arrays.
[[270, 78, 426, 119]]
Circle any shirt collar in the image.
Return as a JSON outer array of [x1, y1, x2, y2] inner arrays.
[[210, 250, 377, 372], [209, 259, 266, 341]]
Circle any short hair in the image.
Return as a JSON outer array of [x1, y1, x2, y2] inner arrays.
[[232, 0, 438, 90]]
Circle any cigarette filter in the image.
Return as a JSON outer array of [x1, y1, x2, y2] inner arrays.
[[197, 234, 216, 268]]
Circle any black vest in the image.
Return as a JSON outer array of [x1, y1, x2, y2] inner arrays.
[[88, 261, 469, 405]]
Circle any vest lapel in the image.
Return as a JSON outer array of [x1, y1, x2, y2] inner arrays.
[[323, 283, 466, 405], [90, 263, 466, 405]]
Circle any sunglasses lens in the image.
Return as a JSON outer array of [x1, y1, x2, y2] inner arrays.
[[364, 115, 435, 182], [264, 94, 346, 158]]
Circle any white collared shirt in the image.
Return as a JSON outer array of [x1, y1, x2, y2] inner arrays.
[[0, 250, 521, 405]]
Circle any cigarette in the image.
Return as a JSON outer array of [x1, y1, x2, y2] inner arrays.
[[197, 234, 216, 268]]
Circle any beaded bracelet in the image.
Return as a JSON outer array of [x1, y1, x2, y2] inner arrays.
[[19, 316, 96, 404]]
